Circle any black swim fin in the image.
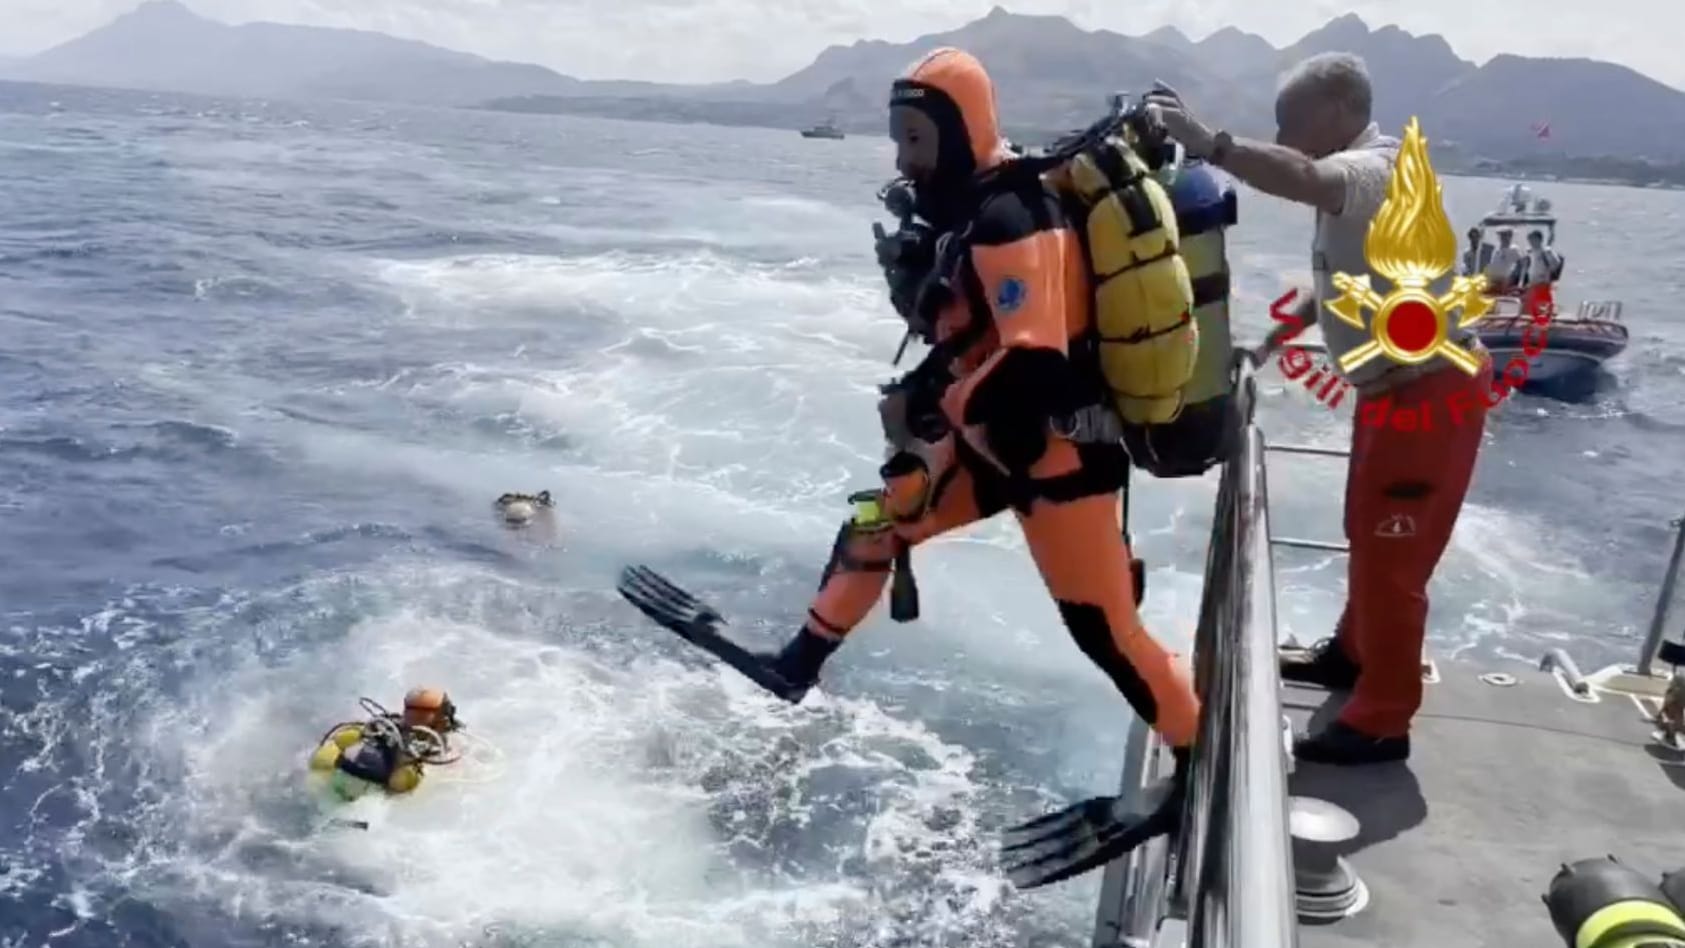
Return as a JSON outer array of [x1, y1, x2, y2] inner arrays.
[[999, 766, 1184, 889], [616, 565, 811, 703]]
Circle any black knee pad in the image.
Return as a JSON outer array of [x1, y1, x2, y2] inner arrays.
[[962, 349, 1073, 476], [1056, 599, 1159, 725]]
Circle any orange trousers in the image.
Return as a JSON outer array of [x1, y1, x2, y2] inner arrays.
[[1335, 361, 1488, 736], [801, 433, 1200, 748]]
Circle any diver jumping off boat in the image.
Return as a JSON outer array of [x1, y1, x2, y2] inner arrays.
[[620, 47, 1242, 890], [307, 687, 464, 800]]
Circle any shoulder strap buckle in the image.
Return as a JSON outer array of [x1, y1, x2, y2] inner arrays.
[[1051, 404, 1124, 444]]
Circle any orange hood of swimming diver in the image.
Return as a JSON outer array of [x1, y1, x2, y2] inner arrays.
[[891, 47, 1009, 177]]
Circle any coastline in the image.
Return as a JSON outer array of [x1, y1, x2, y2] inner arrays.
[[475, 96, 1685, 192]]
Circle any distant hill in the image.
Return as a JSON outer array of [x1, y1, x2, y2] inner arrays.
[[1422, 55, 1685, 163], [6, 0, 587, 106], [1195, 28, 1280, 79], [1279, 14, 1475, 131], [11, 0, 1685, 175], [739, 7, 1677, 162], [495, 7, 1685, 168], [765, 7, 1256, 136]]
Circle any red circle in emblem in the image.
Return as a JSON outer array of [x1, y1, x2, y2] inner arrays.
[[1386, 300, 1438, 353]]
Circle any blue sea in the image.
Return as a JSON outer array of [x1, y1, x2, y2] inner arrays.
[[2, 80, 1683, 947]]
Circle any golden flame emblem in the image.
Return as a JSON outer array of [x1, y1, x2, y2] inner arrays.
[[1325, 117, 1492, 376]]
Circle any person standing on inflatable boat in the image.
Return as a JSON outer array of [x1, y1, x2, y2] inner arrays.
[[1145, 53, 1489, 765], [619, 47, 1216, 890]]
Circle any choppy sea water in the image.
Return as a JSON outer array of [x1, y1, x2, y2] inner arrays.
[[2, 80, 1682, 947]]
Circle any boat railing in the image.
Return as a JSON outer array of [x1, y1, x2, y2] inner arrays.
[[1179, 350, 1300, 948], [1093, 348, 1304, 947], [1486, 295, 1526, 319], [1089, 310, 1667, 944], [1575, 300, 1623, 322], [1636, 515, 1685, 678]]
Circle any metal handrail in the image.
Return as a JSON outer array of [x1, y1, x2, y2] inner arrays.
[[1089, 347, 1305, 947], [1181, 353, 1299, 947], [1636, 516, 1685, 677]]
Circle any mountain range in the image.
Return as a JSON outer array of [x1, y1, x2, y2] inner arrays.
[[6, 0, 1685, 171]]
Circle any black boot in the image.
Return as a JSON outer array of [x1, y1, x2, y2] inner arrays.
[[1001, 746, 1189, 889], [1280, 636, 1361, 690], [1294, 720, 1409, 765], [756, 627, 842, 704]]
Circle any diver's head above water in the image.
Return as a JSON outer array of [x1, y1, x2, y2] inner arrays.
[[888, 47, 1006, 228], [402, 686, 460, 732]]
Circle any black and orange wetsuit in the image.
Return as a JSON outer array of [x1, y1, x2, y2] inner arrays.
[[769, 48, 1201, 754]]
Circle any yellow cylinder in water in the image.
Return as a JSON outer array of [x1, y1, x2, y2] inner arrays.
[[387, 763, 423, 795], [308, 742, 341, 772], [307, 725, 363, 772]]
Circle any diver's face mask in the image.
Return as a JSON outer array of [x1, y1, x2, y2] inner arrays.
[[886, 93, 977, 229], [889, 105, 941, 184]]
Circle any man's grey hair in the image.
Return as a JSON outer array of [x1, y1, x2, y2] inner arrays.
[[1277, 52, 1373, 122]]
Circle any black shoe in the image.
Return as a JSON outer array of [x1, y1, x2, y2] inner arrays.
[[1000, 748, 1188, 889], [1294, 720, 1409, 765], [1280, 637, 1360, 691]]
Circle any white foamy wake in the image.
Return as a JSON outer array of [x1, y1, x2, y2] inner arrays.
[[99, 558, 1040, 947], [96, 190, 1262, 946]]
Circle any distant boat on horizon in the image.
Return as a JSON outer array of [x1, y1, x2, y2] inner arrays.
[[801, 119, 844, 140]]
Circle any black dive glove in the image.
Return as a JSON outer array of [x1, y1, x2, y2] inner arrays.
[[887, 351, 954, 443], [874, 226, 969, 346], [874, 220, 936, 335]]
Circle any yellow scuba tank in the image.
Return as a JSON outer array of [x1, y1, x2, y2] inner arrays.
[[308, 724, 363, 771], [386, 762, 423, 794], [1547, 857, 1685, 948], [1039, 116, 1237, 479], [308, 721, 427, 798], [923, 95, 1236, 479], [1048, 137, 1199, 429]]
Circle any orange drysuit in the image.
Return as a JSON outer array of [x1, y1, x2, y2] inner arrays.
[[785, 48, 1200, 751]]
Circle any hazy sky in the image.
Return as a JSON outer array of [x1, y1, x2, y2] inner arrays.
[[3, 0, 1680, 90]]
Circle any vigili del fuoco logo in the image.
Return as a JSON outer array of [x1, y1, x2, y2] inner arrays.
[[1265, 117, 1554, 430]]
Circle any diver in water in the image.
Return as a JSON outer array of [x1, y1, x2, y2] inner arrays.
[[619, 47, 1202, 890], [494, 490, 554, 528], [309, 687, 464, 799]]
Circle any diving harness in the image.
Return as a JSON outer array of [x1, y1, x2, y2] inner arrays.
[[858, 91, 1239, 624], [871, 90, 1237, 477], [313, 696, 464, 799]]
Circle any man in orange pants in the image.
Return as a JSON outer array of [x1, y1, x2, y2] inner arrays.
[[1148, 52, 1488, 763], [619, 47, 1200, 888]]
